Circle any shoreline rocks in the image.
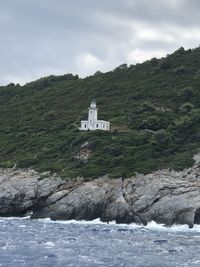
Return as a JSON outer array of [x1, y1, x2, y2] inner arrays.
[[1, 155, 200, 227]]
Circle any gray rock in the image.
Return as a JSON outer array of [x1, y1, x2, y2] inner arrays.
[[1, 155, 200, 227]]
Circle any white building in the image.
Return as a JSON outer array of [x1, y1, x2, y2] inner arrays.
[[79, 100, 110, 131]]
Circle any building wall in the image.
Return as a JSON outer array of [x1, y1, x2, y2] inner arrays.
[[88, 107, 98, 126], [80, 121, 88, 130], [80, 120, 110, 131], [79, 101, 110, 131]]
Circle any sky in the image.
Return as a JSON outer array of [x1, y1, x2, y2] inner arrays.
[[0, 0, 200, 85]]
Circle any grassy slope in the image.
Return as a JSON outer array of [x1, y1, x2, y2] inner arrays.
[[1, 47, 200, 178]]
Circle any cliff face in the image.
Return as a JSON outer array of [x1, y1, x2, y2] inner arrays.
[[1, 154, 200, 227]]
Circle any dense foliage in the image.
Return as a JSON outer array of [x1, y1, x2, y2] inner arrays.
[[1, 46, 200, 178]]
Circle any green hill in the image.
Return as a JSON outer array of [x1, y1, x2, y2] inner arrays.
[[1, 46, 200, 178]]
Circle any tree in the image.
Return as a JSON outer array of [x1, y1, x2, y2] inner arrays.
[[140, 102, 156, 112], [94, 71, 102, 76], [173, 47, 185, 56], [140, 116, 164, 131], [115, 64, 128, 71], [159, 59, 171, 70], [179, 102, 194, 114], [152, 129, 171, 145], [177, 87, 194, 100], [7, 83, 15, 87], [173, 66, 188, 74]]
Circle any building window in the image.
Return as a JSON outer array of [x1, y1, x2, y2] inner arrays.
[[85, 124, 87, 128], [96, 124, 98, 128], [103, 124, 105, 128], [106, 125, 108, 129]]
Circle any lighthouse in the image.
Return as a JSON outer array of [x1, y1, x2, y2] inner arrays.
[[79, 100, 110, 131]]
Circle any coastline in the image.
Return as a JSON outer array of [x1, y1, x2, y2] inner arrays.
[[1, 154, 200, 228]]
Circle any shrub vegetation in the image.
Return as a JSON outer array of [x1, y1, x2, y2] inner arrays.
[[1, 47, 200, 178]]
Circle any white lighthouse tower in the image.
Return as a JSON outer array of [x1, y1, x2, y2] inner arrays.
[[88, 99, 98, 129], [79, 100, 110, 131]]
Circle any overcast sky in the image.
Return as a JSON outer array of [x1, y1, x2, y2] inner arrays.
[[0, 0, 200, 85]]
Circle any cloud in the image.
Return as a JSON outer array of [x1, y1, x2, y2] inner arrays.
[[0, 0, 199, 85], [127, 49, 166, 64], [75, 54, 104, 76]]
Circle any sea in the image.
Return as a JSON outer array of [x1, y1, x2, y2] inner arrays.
[[0, 217, 200, 267]]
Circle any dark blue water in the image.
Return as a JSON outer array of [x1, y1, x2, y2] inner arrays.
[[0, 218, 200, 267]]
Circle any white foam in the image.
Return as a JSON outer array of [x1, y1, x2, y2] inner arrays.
[[37, 217, 105, 225], [42, 218, 200, 232], [145, 221, 200, 232], [1, 216, 200, 232], [45, 241, 55, 247], [0, 215, 31, 221], [35, 218, 200, 232]]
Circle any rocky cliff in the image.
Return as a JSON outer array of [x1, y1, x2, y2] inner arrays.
[[1, 154, 200, 228]]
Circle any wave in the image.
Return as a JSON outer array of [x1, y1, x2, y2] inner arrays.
[[1, 216, 200, 232], [27, 218, 200, 232], [26, 218, 200, 232], [0, 215, 31, 221]]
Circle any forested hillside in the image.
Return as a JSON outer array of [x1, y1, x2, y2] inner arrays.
[[1, 47, 200, 178]]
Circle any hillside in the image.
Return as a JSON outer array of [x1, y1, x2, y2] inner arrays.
[[1, 46, 200, 178]]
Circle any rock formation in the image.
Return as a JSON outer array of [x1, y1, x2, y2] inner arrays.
[[1, 154, 200, 227]]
